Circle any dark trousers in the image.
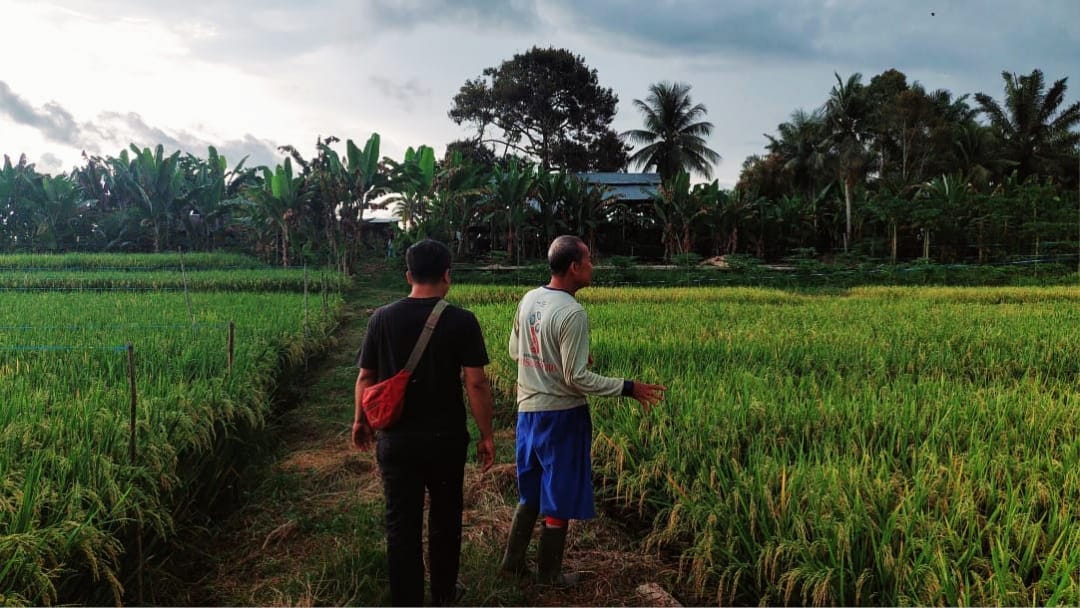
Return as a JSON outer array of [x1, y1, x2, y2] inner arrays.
[[376, 431, 468, 606]]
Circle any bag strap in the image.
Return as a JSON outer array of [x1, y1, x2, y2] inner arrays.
[[403, 299, 448, 372]]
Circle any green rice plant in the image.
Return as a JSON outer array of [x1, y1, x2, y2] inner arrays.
[[0, 278, 345, 604], [0, 252, 267, 271], [456, 284, 1080, 606], [0, 268, 349, 292]]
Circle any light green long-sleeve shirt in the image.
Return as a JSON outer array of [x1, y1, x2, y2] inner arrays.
[[509, 287, 623, 412]]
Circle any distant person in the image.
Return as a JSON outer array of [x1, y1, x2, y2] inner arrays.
[[500, 235, 667, 585], [386, 236, 394, 259], [353, 238, 495, 606]]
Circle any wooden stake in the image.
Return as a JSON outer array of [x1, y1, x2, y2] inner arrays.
[[127, 343, 137, 463], [321, 270, 328, 316], [178, 247, 194, 325], [227, 321, 235, 372], [127, 343, 144, 605], [303, 266, 310, 372], [303, 265, 310, 340]]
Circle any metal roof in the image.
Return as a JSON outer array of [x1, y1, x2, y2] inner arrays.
[[577, 172, 660, 201]]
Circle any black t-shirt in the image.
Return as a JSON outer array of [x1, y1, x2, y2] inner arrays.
[[357, 297, 489, 434]]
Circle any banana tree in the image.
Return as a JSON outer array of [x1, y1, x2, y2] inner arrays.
[[487, 159, 536, 264], [916, 173, 970, 260], [707, 187, 760, 256], [562, 175, 613, 255], [315, 133, 386, 272], [766, 192, 824, 259], [866, 182, 910, 263], [652, 171, 710, 259], [240, 158, 306, 266], [180, 146, 255, 251], [27, 174, 94, 251], [385, 145, 436, 232], [430, 151, 487, 255], [533, 170, 570, 249], [109, 144, 187, 252], [0, 154, 41, 250]]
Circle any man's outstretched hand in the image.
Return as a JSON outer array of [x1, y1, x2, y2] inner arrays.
[[631, 381, 667, 412]]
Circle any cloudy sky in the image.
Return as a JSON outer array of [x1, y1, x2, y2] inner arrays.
[[1, 0, 1076, 187]]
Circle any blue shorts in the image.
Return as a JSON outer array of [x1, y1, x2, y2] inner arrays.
[[515, 405, 596, 521]]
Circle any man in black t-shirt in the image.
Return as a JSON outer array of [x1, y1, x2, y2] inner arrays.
[[353, 239, 495, 606]]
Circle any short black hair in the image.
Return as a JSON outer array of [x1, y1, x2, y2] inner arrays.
[[548, 235, 586, 276], [406, 239, 452, 284]]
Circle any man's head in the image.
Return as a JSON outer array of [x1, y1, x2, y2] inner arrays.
[[548, 235, 593, 291], [406, 239, 452, 286]]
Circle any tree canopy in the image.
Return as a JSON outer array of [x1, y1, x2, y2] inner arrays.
[[624, 81, 721, 182], [448, 46, 628, 173]]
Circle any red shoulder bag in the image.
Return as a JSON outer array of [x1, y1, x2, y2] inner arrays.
[[362, 299, 448, 430]]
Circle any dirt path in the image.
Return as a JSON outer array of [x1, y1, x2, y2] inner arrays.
[[182, 273, 686, 606]]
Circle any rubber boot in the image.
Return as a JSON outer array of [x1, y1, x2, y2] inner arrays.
[[536, 524, 581, 587], [499, 503, 539, 577]]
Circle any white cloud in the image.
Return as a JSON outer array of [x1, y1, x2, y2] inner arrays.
[[1, 0, 1076, 189]]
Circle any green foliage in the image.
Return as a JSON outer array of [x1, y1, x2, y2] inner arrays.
[[3, 66, 1077, 268], [721, 253, 764, 271], [606, 255, 637, 268], [670, 252, 702, 267], [975, 69, 1080, 181], [0, 252, 264, 270], [449, 46, 626, 172], [624, 81, 721, 181]]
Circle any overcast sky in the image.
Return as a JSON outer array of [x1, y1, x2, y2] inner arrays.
[[1, 0, 1076, 187]]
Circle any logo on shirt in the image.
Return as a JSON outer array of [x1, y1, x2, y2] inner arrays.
[[527, 310, 542, 355]]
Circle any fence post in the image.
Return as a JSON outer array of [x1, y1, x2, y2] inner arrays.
[[178, 247, 194, 325], [321, 270, 328, 316], [127, 343, 144, 605], [227, 321, 235, 373], [304, 266, 310, 372], [304, 265, 310, 340]]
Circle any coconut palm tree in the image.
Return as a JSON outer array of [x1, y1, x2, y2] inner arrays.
[[823, 72, 871, 251], [974, 69, 1080, 182], [765, 108, 829, 201], [624, 82, 721, 182]]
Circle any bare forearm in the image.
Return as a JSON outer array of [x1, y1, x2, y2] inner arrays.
[[351, 368, 379, 450], [466, 381, 494, 439], [354, 369, 376, 424]]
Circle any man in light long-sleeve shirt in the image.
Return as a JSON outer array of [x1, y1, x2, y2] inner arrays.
[[499, 235, 666, 586]]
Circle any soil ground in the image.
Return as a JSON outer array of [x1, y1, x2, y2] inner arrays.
[[160, 268, 691, 606]]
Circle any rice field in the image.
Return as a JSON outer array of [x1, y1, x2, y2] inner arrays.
[[452, 283, 1080, 606], [0, 257, 344, 606]]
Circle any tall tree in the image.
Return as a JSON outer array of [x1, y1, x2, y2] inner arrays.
[[974, 69, 1080, 182], [765, 108, 828, 201], [26, 174, 93, 251], [240, 158, 306, 267], [109, 145, 187, 252], [0, 154, 41, 251], [314, 134, 387, 272], [449, 46, 625, 172], [487, 159, 536, 263], [624, 82, 721, 182], [428, 152, 487, 255], [824, 72, 871, 251], [385, 145, 437, 231]]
